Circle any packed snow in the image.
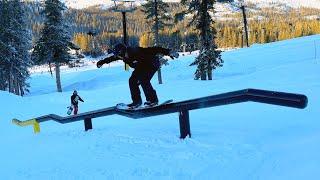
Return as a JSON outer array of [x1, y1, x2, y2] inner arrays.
[[1, 35, 319, 179]]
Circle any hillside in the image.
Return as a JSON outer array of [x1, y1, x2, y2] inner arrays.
[[23, 1, 320, 55], [0, 35, 319, 179], [53, 0, 320, 10], [246, 0, 320, 9]]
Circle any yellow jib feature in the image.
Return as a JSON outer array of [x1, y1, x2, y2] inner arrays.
[[12, 119, 40, 134]]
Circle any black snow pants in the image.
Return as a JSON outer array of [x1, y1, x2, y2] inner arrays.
[[129, 67, 158, 104]]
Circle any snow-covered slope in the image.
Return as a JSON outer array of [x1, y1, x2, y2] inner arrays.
[[246, 0, 320, 9], [0, 35, 319, 179], [60, 0, 145, 9], [27, 0, 320, 10]]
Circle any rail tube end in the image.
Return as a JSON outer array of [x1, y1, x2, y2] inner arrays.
[[12, 119, 40, 134]]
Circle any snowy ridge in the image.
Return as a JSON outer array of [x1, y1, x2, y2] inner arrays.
[[245, 0, 320, 9], [26, 0, 320, 10], [61, 0, 144, 9], [64, 0, 320, 10]]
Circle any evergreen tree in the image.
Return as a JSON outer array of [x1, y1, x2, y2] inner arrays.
[[0, 0, 32, 95], [0, 0, 10, 91], [142, 0, 171, 84], [179, 0, 223, 80], [32, 0, 79, 92]]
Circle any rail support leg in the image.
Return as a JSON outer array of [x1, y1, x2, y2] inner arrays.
[[84, 118, 92, 131], [179, 110, 191, 139]]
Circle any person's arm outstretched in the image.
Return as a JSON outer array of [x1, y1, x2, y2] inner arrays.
[[97, 56, 121, 68], [145, 47, 179, 59], [78, 96, 84, 102]]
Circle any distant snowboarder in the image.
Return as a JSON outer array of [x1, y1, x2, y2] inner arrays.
[[97, 43, 179, 108], [69, 90, 84, 115]]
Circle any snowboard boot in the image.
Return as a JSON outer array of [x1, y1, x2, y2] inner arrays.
[[144, 101, 158, 107], [127, 101, 142, 109]]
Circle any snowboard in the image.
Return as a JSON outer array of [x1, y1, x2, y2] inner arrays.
[[67, 105, 73, 115], [116, 99, 173, 110]]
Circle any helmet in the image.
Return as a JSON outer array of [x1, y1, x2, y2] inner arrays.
[[73, 90, 77, 95], [113, 43, 126, 57]]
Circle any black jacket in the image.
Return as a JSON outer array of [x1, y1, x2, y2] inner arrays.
[[71, 94, 84, 106], [98, 47, 171, 70]]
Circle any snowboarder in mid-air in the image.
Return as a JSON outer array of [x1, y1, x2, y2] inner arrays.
[[70, 90, 84, 115], [97, 43, 179, 109]]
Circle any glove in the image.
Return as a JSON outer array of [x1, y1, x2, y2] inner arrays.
[[97, 60, 104, 68], [169, 50, 179, 59]]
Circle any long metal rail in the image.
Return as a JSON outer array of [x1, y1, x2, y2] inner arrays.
[[12, 89, 308, 139]]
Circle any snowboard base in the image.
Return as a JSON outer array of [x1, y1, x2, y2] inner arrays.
[[116, 99, 173, 110]]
